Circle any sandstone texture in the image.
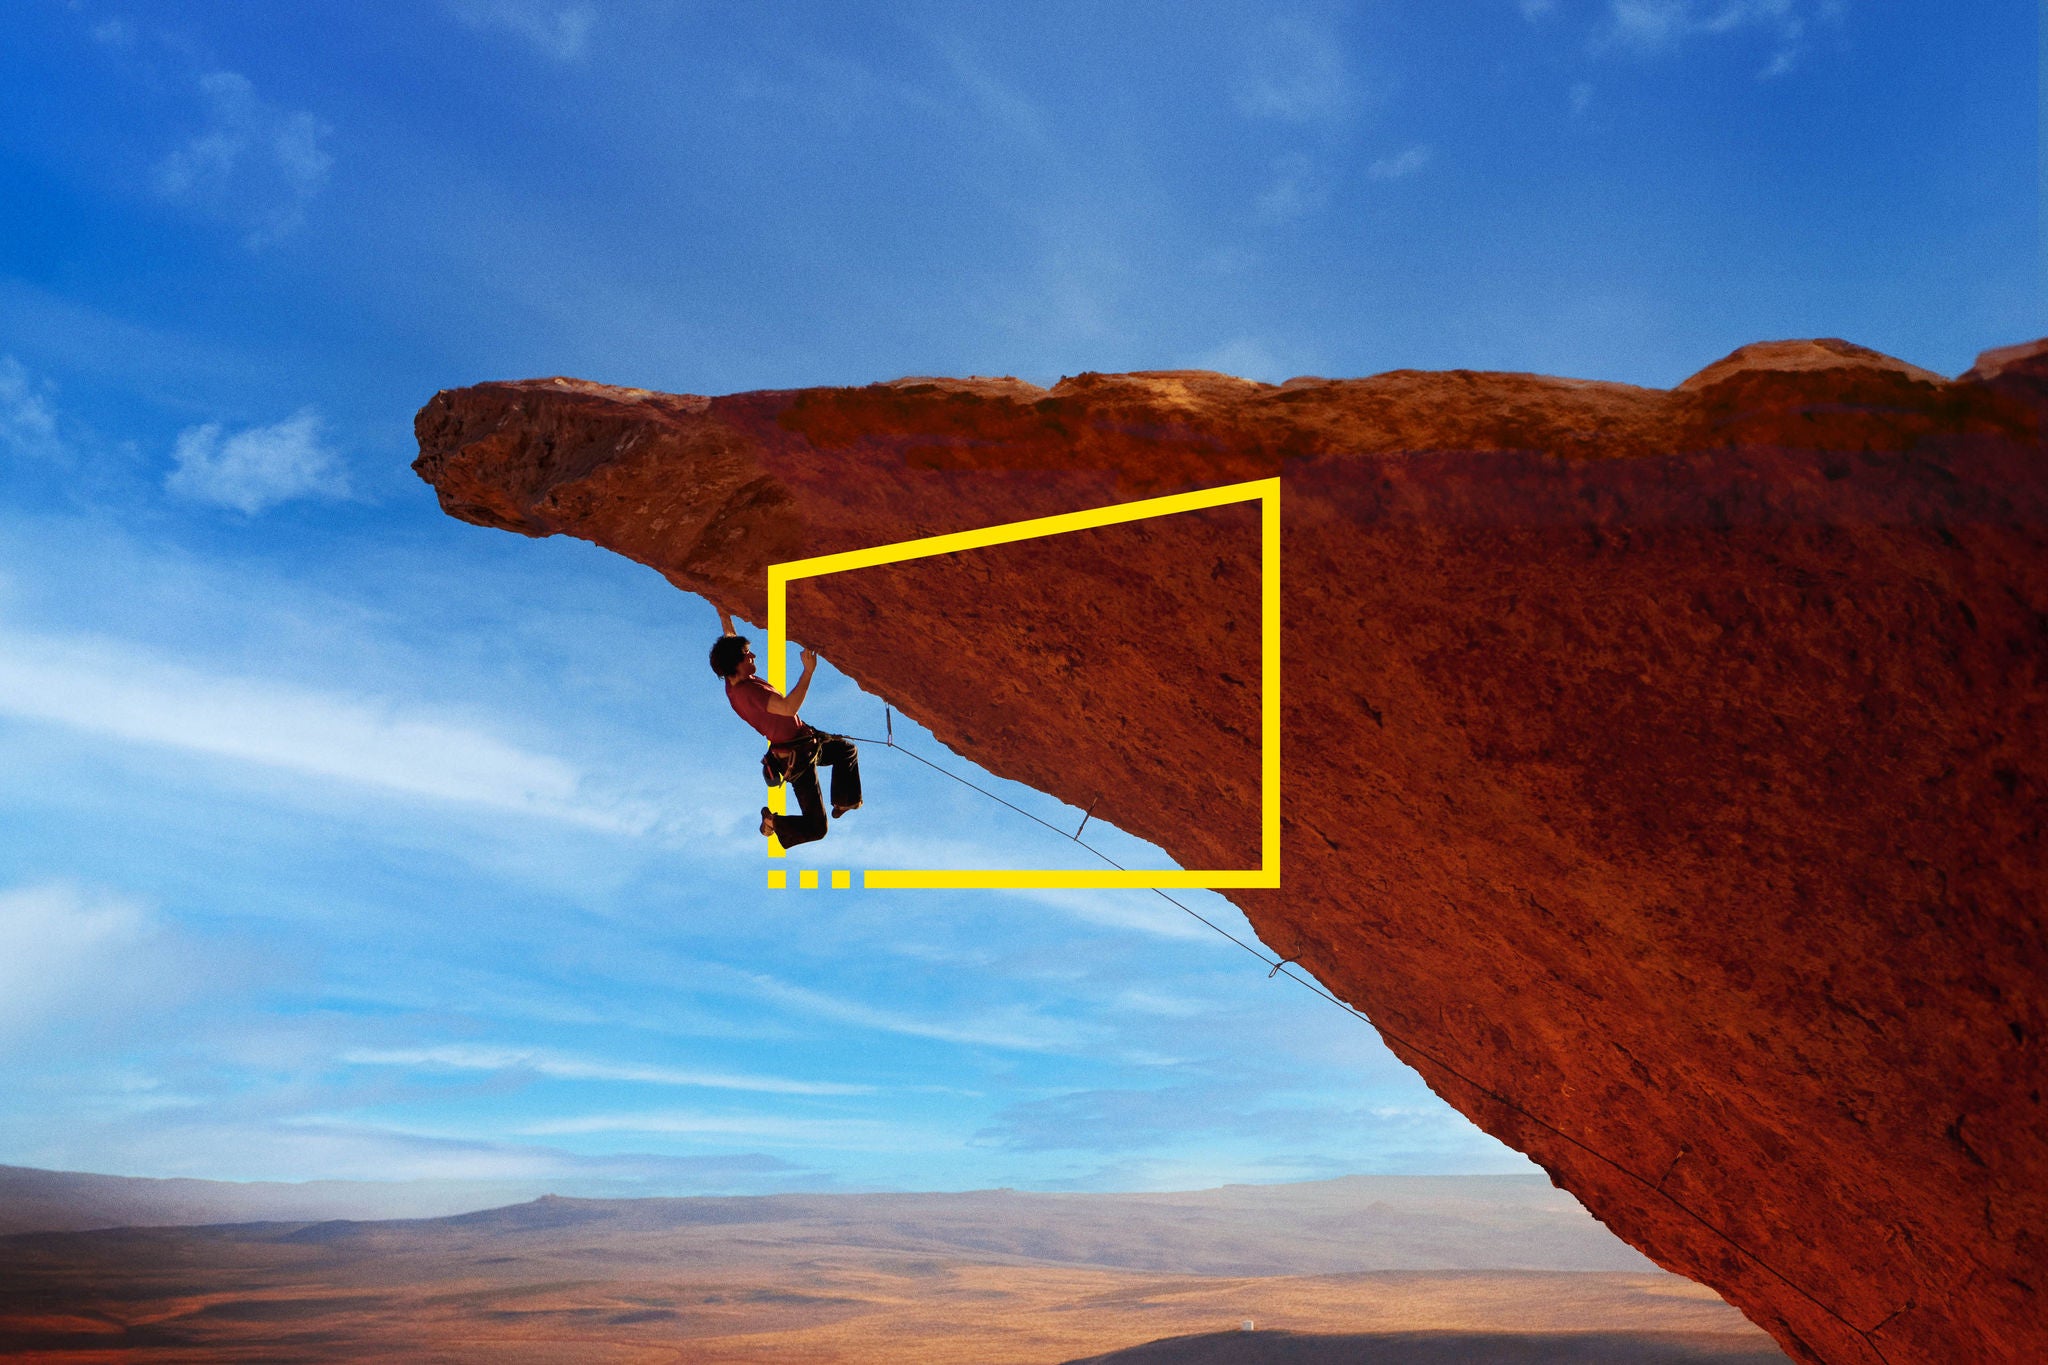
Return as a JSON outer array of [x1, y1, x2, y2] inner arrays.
[[413, 336, 2048, 1365]]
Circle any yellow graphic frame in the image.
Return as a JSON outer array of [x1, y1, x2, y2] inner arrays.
[[766, 476, 1279, 891]]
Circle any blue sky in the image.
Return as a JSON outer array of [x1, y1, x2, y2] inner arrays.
[[0, 1, 2035, 1195]]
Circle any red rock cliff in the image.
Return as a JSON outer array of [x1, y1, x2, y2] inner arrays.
[[413, 337, 2048, 1365]]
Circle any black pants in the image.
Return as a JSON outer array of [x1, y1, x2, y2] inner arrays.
[[768, 734, 860, 848]]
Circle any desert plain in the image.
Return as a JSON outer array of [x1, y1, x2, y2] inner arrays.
[[0, 1170, 1789, 1363]]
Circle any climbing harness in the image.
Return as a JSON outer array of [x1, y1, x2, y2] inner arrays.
[[760, 726, 826, 789], [834, 704, 1903, 1364]]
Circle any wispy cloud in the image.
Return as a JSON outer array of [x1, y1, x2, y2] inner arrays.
[[0, 357, 65, 461], [1002, 888, 1215, 943], [0, 626, 656, 832], [1597, 0, 1842, 76], [0, 882, 153, 1044], [88, 17, 138, 49], [342, 1044, 873, 1096], [154, 70, 333, 247], [978, 1082, 1263, 1153], [1367, 145, 1433, 180], [166, 408, 348, 513], [0, 279, 278, 396], [1112, 989, 1205, 1019], [520, 1111, 908, 1147], [975, 1082, 1492, 1157], [940, 39, 1052, 150], [1756, 43, 1801, 78], [1233, 15, 1356, 125], [993, 213, 1131, 352], [446, 0, 598, 61], [43, 1113, 828, 1189], [738, 970, 1086, 1053], [1255, 152, 1330, 224]]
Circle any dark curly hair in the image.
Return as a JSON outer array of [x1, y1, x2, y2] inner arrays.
[[709, 633, 750, 679]]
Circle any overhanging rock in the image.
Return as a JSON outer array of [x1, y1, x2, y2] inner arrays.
[[414, 337, 2048, 1365]]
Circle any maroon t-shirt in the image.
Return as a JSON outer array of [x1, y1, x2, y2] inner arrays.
[[726, 675, 803, 744]]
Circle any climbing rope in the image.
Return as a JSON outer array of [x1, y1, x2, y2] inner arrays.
[[833, 709, 1899, 1364], [835, 721, 1367, 1019]]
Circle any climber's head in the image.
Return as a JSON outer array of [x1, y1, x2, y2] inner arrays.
[[709, 634, 753, 680]]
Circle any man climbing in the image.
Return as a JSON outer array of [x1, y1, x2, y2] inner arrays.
[[710, 606, 861, 849]]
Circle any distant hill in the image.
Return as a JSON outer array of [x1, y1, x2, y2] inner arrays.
[[0, 1167, 1655, 1274], [0, 1165, 558, 1234], [360, 1177, 1664, 1276]]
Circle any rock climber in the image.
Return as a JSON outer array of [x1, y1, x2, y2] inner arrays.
[[711, 606, 861, 848]]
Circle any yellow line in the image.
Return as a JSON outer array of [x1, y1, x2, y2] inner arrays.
[[1262, 480, 1281, 882], [863, 868, 1282, 890], [765, 567, 790, 858], [767, 477, 1282, 891], [774, 478, 1279, 580]]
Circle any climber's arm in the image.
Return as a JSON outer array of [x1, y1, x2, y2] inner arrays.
[[717, 606, 736, 636], [765, 647, 817, 716]]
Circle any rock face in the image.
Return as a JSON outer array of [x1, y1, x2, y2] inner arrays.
[[413, 338, 2047, 1365]]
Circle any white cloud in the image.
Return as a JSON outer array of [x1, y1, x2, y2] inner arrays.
[[1701, 0, 1811, 34], [0, 626, 655, 833], [1597, 0, 1841, 76], [1004, 887, 1215, 942], [447, 0, 598, 61], [1113, 989, 1204, 1018], [1367, 145, 1433, 180], [941, 39, 1051, 149], [1255, 153, 1329, 224], [342, 1044, 873, 1096], [519, 1111, 909, 1148], [1757, 46, 1799, 77], [39, 1114, 821, 1187], [0, 882, 152, 1043], [984, 209, 1132, 354], [739, 969, 1087, 1053], [1233, 15, 1355, 125], [1604, 0, 1691, 49], [89, 18, 137, 48], [154, 70, 333, 247], [1195, 336, 1283, 380], [166, 408, 348, 513], [1519, 0, 1560, 19], [0, 357, 64, 461]]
